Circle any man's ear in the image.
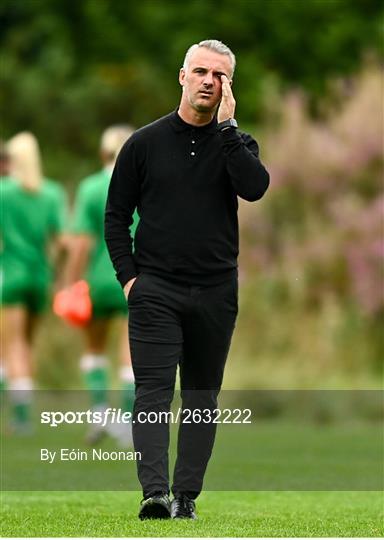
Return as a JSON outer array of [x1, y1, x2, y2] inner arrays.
[[179, 68, 185, 86]]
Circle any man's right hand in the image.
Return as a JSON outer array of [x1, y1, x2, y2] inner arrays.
[[123, 277, 137, 300]]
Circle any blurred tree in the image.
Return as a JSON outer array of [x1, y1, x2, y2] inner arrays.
[[1, 0, 382, 388], [0, 0, 382, 181]]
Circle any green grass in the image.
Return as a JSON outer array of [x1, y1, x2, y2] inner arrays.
[[1, 490, 383, 537], [2, 417, 382, 491], [2, 406, 382, 536], [2, 420, 382, 491]]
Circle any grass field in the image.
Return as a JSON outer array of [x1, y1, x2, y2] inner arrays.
[[1, 490, 383, 537], [2, 399, 383, 537], [2, 418, 382, 491]]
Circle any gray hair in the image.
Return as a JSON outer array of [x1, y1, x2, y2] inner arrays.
[[183, 39, 236, 78]]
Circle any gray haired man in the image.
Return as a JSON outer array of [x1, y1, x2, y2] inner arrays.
[[105, 39, 269, 519]]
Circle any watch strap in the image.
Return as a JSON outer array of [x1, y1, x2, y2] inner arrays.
[[217, 118, 238, 131]]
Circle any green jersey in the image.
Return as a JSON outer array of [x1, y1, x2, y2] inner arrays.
[[72, 168, 139, 302], [1, 178, 66, 285], [1, 175, 13, 183]]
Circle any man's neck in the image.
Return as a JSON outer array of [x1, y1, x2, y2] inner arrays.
[[177, 102, 215, 127]]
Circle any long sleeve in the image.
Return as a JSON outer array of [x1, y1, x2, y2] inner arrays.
[[105, 111, 270, 286], [104, 139, 141, 288], [220, 128, 270, 201]]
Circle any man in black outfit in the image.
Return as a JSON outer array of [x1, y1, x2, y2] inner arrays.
[[105, 39, 269, 520]]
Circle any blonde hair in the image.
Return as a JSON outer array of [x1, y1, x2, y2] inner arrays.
[[100, 125, 135, 164], [7, 132, 43, 191]]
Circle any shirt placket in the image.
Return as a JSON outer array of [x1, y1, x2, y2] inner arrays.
[[189, 129, 197, 160]]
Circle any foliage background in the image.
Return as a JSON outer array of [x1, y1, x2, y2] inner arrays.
[[1, 0, 383, 389]]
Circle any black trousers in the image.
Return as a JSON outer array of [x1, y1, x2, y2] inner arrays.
[[128, 272, 238, 499]]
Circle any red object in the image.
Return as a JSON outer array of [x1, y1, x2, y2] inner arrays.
[[53, 280, 92, 327]]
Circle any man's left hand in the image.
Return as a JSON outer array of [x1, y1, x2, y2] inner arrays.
[[217, 75, 236, 123]]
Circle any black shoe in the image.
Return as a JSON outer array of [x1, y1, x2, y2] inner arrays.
[[171, 495, 197, 519], [138, 493, 171, 520]]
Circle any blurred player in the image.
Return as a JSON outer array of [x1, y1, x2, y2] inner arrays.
[[62, 125, 139, 445], [1, 132, 67, 432], [0, 140, 12, 392]]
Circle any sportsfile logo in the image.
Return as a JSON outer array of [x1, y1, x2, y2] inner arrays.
[[41, 408, 132, 428], [41, 407, 253, 427]]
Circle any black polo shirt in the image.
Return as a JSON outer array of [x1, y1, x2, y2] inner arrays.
[[105, 110, 269, 287]]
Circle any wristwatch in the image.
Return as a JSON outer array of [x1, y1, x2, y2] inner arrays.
[[217, 118, 238, 131]]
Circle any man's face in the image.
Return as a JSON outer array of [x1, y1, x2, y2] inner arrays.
[[179, 47, 232, 113]]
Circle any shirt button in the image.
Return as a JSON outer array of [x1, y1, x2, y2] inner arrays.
[[191, 151, 195, 156], [191, 140, 195, 144]]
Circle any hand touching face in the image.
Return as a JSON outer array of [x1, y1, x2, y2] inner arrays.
[[217, 75, 236, 122], [179, 48, 233, 114]]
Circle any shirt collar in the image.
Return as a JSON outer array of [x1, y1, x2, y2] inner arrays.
[[168, 109, 218, 133]]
